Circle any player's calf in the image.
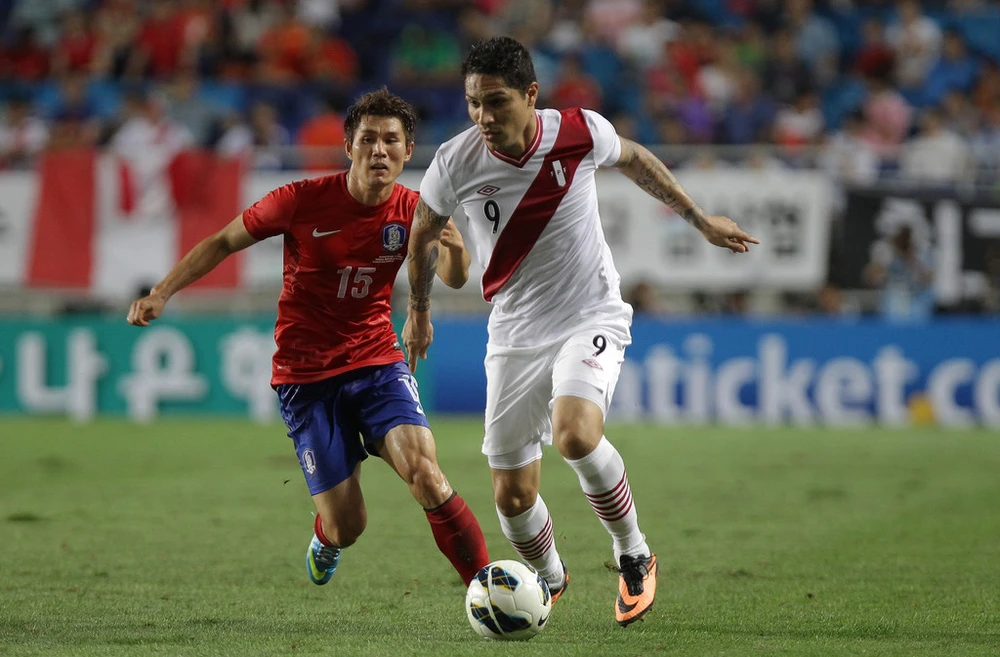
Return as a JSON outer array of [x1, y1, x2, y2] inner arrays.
[[424, 491, 491, 584]]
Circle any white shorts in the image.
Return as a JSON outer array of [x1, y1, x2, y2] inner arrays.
[[483, 325, 628, 470]]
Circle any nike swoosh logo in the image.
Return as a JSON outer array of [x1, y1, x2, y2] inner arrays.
[[312, 228, 341, 237], [618, 596, 638, 614]]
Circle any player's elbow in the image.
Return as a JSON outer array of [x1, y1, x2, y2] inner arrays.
[[215, 229, 245, 255], [437, 268, 469, 289], [199, 231, 234, 258], [214, 235, 238, 256], [444, 274, 469, 289]]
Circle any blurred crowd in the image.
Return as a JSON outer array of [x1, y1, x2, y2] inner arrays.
[[0, 0, 999, 179]]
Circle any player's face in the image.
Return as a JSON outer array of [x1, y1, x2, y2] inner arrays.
[[345, 116, 413, 186], [465, 74, 539, 157]]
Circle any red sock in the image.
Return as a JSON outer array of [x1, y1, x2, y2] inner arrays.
[[314, 513, 337, 547], [425, 492, 490, 584]]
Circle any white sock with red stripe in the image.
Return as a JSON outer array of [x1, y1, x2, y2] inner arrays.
[[566, 436, 649, 563], [496, 496, 565, 588]]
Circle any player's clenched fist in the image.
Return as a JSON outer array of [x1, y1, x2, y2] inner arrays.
[[127, 293, 166, 326], [402, 309, 434, 373]]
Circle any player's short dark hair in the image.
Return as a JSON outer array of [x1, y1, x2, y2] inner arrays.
[[344, 88, 417, 144], [461, 36, 537, 94]]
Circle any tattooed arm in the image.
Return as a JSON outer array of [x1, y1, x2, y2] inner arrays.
[[408, 198, 450, 310], [614, 138, 759, 253], [403, 198, 450, 372]]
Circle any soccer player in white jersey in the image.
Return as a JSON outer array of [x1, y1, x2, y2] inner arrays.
[[404, 36, 759, 626]]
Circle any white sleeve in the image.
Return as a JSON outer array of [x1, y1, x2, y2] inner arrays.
[[583, 109, 622, 168], [419, 147, 459, 217]]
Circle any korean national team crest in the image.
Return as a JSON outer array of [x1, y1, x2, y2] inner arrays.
[[383, 223, 406, 252], [302, 449, 317, 475]]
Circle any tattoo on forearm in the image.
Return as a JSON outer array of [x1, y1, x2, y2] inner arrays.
[[621, 142, 708, 231], [632, 161, 675, 205], [408, 203, 448, 312], [428, 245, 439, 273], [680, 208, 708, 231], [408, 293, 431, 312]]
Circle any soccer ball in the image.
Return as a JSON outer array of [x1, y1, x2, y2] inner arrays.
[[465, 559, 551, 641]]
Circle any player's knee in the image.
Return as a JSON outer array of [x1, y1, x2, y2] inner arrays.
[[407, 456, 450, 502], [552, 419, 601, 460], [494, 485, 538, 517]]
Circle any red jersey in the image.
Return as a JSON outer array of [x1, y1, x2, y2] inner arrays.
[[242, 172, 418, 385]]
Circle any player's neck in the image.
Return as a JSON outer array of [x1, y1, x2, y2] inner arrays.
[[497, 114, 538, 159], [346, 169, 394, 206]]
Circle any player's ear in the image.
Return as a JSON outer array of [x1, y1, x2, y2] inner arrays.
[[404, 140, 413, 162], [344, 138, 353, 162], [525, 82, 539, 109]]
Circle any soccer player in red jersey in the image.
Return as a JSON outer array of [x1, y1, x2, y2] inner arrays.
[[126, 89, 490, 586]]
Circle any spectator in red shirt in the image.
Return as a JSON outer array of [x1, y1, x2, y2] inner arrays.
[[297, 96, 347, 171], [307, 25, 359, 87], [551, 54, 604, 111], [1, 27, 49, 81], [52, 10, 97, 76], [853, 17, 894, 79], [133, 0, 187, 79], [258, 4, 312, 81]]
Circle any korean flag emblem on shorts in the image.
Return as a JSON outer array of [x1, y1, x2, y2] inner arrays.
[[302, 449, 317, 475], [383, 223, 406, 252]]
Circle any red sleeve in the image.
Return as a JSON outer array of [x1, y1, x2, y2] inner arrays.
[[242, 182, 299, 240]]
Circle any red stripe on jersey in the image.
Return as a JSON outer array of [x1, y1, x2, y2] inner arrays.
[[481, 108, 593, 302]]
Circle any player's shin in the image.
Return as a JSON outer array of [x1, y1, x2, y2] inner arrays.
[[565, 436, 650, 561], [496, 495, 565, 589], [424, 491, 490, 584]]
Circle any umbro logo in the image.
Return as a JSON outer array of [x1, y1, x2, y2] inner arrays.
[[477, 185, 501, 196]]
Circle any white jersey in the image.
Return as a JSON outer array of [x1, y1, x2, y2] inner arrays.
[[421, 108, 633, 347]]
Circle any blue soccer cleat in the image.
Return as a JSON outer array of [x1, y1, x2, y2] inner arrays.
[[306, 534, 341, 585]]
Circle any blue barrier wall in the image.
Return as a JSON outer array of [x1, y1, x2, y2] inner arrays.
[[430, 317, 1000, 428], [2, 315, 998, 426]]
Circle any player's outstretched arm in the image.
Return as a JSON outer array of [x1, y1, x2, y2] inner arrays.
[[404, 198, 450, 373], [613, 138, 760, 254], [126, 214, 259, 326], [434, 218, 470, 289]]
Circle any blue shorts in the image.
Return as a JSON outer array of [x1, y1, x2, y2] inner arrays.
[[276, 361, 429, 495]]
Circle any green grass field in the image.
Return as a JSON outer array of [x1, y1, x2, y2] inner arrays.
[[1, 418, 998, 656]]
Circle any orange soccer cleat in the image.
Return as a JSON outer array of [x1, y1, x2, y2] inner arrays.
[[548, 560, 570, 605], [615, 553, 658, 626]]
